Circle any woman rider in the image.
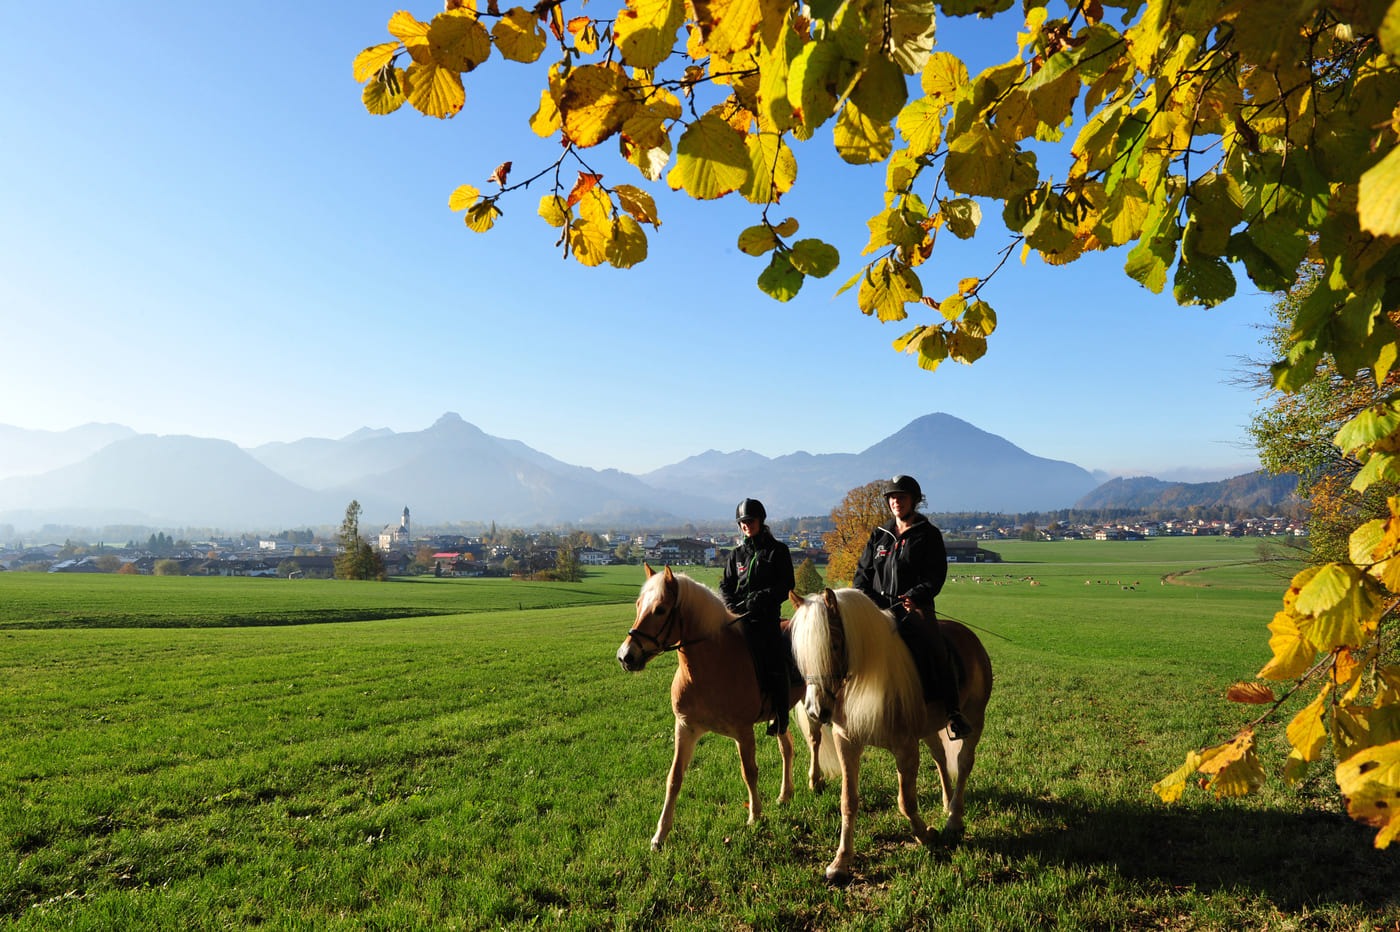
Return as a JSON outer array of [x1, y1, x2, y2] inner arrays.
[[719, 498, 796, 736], [853, 475, 972, 739]]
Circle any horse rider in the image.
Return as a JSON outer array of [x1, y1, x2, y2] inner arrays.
[[853, 475, 973, 739], [719, 498, 796, 736]]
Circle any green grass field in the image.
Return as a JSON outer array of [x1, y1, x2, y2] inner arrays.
[[3, 540, 1397, 930]]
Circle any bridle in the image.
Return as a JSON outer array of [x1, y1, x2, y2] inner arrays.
[[626, 586, 718, 661], [803, 589, 849, 709]]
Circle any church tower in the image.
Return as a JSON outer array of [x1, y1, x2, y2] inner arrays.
[[401, 506, 410, 541]]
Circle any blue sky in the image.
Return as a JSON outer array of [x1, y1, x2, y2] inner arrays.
[[1, 2, 1274, 482]]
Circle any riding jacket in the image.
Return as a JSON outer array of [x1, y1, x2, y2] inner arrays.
[[719, 527, 795, 625], [853, 514, 948, 616]]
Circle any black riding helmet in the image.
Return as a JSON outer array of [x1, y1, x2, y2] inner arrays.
[[883, 475, 922, 500], [735, 498, 767, 523]]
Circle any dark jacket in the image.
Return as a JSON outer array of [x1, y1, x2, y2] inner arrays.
[[720, 528, 795, 624], [853, 515, 947, 615]]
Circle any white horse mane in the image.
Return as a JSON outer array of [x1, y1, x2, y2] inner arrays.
[[790, 588, 925, 742], [639, 570, 735, 641]]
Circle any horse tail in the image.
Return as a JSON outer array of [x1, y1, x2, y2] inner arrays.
[[794, 711, 841, 779]]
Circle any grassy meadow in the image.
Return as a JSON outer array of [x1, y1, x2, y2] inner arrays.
[[3, 539, 1399, 930]]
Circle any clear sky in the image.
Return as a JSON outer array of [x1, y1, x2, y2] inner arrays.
[[1, 2, 1274, 483]]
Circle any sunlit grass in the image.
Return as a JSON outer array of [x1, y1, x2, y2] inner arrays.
[[2, 544, 1396, 930]]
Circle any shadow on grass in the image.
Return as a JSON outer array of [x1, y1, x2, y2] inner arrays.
[[971, 788, 1400, 912]]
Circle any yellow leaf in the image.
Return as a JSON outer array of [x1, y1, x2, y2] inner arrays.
[[614, 184, 660, 227], [561, 64, 637, 148], [856, 257, 921, 322], [774, 217, 799, 237], [666, 112, 752, 199], [569, 218, 611, 266], [353, 42, 401, 83], [692, 0, 764, 57], [741, 132, 796, 204], [1283, 749, 1310, 785], [1359, 142, 1400, 237], [362, 69, 406, 115], [1258, 611, 1318, 681], [622, 87, 681, 151], [1336, 740, 1400, 848], [403, 62, 465, 118], [1225, 682, 1276, 705], [493, 8, 548, 64], [575, 186, 612, 224], [538, 194, 571, 228], [833, 100, 894, 165], [1294, 563, 1378, 652], [388, 11, 432, 64], [622, 136, 672, 182], [530, 87, 562, 137], [921, 51, 969, 102], [945, 122, 1018, 198], [1287, 686, 1331, 762], [429, 10, 492, 72], [1197, 730, 1266, 798], [567, 17, 600, 54], [1153, 749, 1205, 803], [449, 185, 481, 212], [606, 215, 649, 268], [463, 201, 501, 232], [957, 277, 979, 295], [614, 0, 685, 69], [896, 96, 944, 158]]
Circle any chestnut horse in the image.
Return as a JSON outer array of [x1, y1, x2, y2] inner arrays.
[[788, 587, 993, 883], [616, 565, 838, 850]]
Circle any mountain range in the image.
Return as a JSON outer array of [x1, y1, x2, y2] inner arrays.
[[0, 413, 1284, 532]]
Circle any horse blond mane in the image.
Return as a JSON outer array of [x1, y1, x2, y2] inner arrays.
[[639, 569, 735, 641], [790, 588, 925, 743]]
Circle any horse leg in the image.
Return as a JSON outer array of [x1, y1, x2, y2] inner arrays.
[[776, 728, 795, 805], [803, 716, 827, 794], [826, 730, 863, 884], [735, 729, 762, 824], [926, 725, 977, 843], [652, 719, 701, 850], [894, 739, 933, 847]]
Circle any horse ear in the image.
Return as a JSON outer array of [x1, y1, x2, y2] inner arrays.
[[663, 565, 675, 582], [823, 588, 839, 614], [644, 563, 655, 579], [789, 590, 803, 609]]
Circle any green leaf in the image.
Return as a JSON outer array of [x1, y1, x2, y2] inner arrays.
[[1172, 248, 1236, 307], [896, 96, 944, 157], [1334, 404, 1400, 456], [758, 251, 804, 301], [834, 99, 895, 165], [941, 197, 981, 239], [963, 299, 996, 337], [738, 224, 780, 256], [790, 238, 840, 277], [788, 39, 843, 132]]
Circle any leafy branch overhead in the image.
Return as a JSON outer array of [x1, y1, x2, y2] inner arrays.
[[356, 0, 1400, 845]]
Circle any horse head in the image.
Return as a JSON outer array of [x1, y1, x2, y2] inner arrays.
[[789, 588, 848, 725], [617, 564, 682, 672]]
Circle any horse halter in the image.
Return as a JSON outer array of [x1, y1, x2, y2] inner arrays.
[[803, 589, 849, 706]]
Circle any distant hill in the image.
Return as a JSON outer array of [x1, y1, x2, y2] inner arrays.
[[642, 413, 1100, 515], [0, 411, 1250, 532], [1074, 471, 1300, 512], [0, 423, 137, 480]]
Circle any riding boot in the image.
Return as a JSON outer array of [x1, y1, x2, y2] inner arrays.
[[925, 627, 973, 739]]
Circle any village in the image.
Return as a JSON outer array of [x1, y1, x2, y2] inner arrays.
[[0, 507, 1306, 578]]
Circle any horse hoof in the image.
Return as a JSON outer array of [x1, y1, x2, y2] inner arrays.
[[824, 867, 853, 886], [650, 837, 664, 851], [939, 824, 964, 846], [810, 777, 825, 795]]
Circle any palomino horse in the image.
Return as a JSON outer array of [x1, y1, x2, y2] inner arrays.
[[788, 587, 993, 883], [616, 565, 838, 850]]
